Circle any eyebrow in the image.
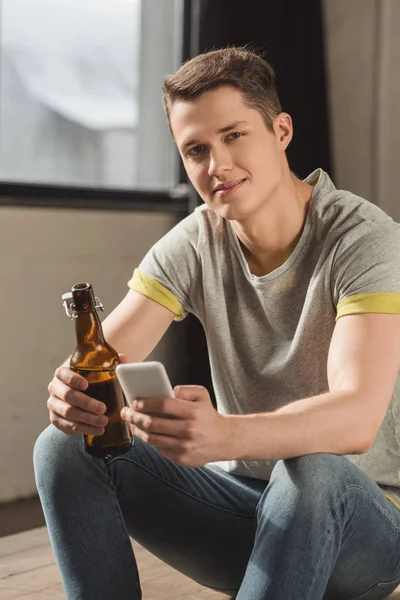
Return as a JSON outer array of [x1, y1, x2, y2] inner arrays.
[[180, 120, 248, 152]]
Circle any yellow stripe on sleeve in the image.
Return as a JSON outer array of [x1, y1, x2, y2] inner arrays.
[[336, 292, 400, 321], [128, 269, 186, 321], [385, 494, 400, 511]]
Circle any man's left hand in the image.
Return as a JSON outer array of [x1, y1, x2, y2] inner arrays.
[[121, 385, 231, 467]]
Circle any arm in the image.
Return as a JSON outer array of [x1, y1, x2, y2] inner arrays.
[[225, 312, 400, 461], [102, 289, 175, 362], [125, 312, 400, 467]]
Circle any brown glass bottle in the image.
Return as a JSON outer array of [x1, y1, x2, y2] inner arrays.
[[62, 282, 132, 459]]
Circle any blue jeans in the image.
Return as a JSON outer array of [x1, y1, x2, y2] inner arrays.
[[33, 425, 400, 600]]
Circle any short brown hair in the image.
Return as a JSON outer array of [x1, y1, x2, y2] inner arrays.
[[162, 46, 282, 133]]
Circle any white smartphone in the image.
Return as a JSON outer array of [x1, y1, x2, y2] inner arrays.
[[115, 361, 175, 407]]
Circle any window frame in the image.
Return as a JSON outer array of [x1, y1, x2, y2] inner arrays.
[[0, 0, 193, 212]]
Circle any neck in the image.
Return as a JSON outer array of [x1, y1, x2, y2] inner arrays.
[[231, 171, 313, 276]]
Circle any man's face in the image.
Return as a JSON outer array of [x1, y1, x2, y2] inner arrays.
[[170, 86, 292, 221]]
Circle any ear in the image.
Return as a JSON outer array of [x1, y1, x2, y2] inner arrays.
[[273, 113, 293, 151]]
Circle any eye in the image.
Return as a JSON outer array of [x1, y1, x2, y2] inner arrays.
[[186, 144, 207, 158], [226, 131, 244, 141]]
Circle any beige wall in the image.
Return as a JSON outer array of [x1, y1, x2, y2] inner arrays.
[[0, 206, 177, 502], [323, 0, 400, 221]]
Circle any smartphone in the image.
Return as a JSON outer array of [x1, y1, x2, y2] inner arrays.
[[115, 361, 175, 407]]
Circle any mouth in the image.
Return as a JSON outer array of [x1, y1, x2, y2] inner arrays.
[[213, 178, 247, 198]]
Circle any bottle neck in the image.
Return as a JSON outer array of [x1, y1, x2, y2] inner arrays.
[[74, 309, 106, 348]]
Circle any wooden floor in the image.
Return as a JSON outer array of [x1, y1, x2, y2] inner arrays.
[[1, 526, 400, 600], [0, 526, 228, 599]]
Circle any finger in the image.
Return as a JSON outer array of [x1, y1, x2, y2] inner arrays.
[[132, 396, 194, 418], [118, 353, 128, 364], [55, 366, 88, 391], [122, 408, 189, 438], [48, 397, 108, 428], [50, 409, 106, 436], [131, 424, 188, 451], [173, 385, 209, 402], [48, 378, 106, 415]]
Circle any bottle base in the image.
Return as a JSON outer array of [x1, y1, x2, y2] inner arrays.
[[85, 440, 133, 460]]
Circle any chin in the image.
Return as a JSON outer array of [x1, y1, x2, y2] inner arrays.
[[216, 205, 250, 222], [217, 197, 257, 221]]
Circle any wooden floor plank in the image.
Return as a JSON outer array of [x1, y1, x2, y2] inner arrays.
[[8, 586, 66, 600], [0, 528, 49, 559], [0, 546, 57, 580], [0, 581, 65, 600], [0, 583, 29, 600], [0, 563, 62, 594]]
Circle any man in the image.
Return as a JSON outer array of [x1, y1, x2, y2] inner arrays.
[[34, 47, 400, 600]]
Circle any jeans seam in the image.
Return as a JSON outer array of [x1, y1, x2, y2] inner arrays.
[[305, 531, 333, 600], [109, 455, 256, 519], [346, 574, 400, 600], [304, 481, 350, 599], [104, 469, 141, 582], [342, 484, 400, 533]]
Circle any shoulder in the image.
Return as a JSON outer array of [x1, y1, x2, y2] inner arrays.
[[308, 169, 399, 245], [161, 203, 224, 244], [162, 204, 228, 262], [144, 203, 230, 271]]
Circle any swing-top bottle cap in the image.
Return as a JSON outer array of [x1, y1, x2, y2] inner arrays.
[[62, 283, 104, 320]]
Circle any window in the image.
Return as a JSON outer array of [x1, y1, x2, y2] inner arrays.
[[0, 0, 184, 191]]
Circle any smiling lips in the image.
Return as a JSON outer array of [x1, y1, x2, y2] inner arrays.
[[213, 178, 246, 198]]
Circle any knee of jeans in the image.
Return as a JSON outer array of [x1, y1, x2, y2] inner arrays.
[[33, 424, 83, 488], [265, 453, 352, 508]]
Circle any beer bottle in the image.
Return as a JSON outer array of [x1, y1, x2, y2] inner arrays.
[[62, 282, 132, 459]]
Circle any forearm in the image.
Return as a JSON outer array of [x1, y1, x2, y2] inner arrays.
[[224, 390, 373, 462]]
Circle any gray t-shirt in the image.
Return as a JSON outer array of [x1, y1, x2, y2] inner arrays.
[[129, 169, 400, 506]]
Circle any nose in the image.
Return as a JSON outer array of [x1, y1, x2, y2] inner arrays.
[[207, 145, 232, 178]]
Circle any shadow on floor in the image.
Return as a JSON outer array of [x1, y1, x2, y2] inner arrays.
[[0, 495, 45, 537]]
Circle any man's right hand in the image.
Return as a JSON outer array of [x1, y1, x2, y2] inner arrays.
[[47, 366, 108, 436], [46, 288, 175, 436]]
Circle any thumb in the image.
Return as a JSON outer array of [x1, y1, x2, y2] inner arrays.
[[118, 353, 129, 364], [173, 385, 209, 403]]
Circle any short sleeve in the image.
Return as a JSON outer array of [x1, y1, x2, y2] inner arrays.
[[331, 221, 400, 320], [127, 212, 200, 320]]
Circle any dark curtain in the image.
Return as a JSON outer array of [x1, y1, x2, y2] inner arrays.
[[194, 0, 331, 178], [170, 0, 331, 397]]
